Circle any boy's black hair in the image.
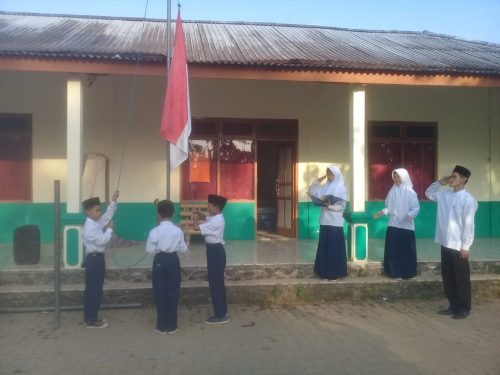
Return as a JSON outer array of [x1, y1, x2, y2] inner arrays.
[[208, 194, 227, 211], [157, 200, 175, 218]]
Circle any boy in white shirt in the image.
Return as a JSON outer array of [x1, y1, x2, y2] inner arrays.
[[425, 165, 478, 319], [82, 190, 119, 328], [193, 194, 230, 325], [146, 200, 187, 334]]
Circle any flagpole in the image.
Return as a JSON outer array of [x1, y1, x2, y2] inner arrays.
[[166, 0, 172, 200]]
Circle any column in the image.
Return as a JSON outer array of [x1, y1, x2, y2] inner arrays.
[[62, 80, 85, 268], [347, 85, 370, 263]]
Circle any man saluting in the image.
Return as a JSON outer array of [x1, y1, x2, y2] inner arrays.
[[425, 165, 478, 319]]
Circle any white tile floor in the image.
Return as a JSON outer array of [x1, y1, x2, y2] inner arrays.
[[1, 235, 499, 270]]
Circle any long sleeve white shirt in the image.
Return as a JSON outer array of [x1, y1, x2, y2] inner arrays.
[[199, 213, 225, 244], [382, 193, 420, 230], [82, 201, 117, 254], [146, 220, 188, 255], [308, 180, 346, 227], [425, 182, 478, 251]]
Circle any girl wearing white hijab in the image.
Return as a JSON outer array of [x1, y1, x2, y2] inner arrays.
[[308, 165, 348, 280], [374, 168, 420, 279]]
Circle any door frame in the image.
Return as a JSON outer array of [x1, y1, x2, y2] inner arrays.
[[185, 118, 299, 238]]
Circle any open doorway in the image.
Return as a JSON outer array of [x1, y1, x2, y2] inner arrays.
[[257, 141, 296, 238]]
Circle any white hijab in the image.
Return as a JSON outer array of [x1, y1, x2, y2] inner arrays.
[[320, 165, 347, 199], [385, 168, 415, 219]]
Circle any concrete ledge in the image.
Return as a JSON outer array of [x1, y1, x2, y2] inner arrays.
[[2, 261, 500, 286], [2, 275, 499, 309]]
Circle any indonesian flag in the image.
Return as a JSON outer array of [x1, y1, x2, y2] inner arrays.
[[159, 9, 191, 169]]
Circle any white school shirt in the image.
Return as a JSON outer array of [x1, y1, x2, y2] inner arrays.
[[425, 182, 478, 251], [146, 220, 188, 255], [82, 201, 117, 254], [308, 179, 346, 227], [199, 213, 225, 244], [382, 190, 420, 231]]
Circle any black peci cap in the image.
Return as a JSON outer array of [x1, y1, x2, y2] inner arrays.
[[453, 165, 471, 179], [82, 197, 101, 210]]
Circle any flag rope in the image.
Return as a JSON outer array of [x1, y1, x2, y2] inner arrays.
[[111, 0, 151, 268], [115, 0, 150, 192]]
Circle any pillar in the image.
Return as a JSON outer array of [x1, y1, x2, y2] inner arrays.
[[63, 80, 85, 268], [348, 85, 370, 263]]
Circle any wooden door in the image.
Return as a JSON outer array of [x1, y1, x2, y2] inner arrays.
[[276, 144, 295, 237]]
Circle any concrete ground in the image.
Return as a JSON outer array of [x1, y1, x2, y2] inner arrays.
[[1, 300, 499, 375]]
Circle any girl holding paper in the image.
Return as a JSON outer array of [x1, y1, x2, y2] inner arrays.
[[308, 165, 348, 281]]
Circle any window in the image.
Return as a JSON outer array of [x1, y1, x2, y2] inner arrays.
[[368, 121, 436, 199], [181, 119, 297, 201], [180, 139, 217, 200], [0, 114, 32, 201], [219, 139, 254, 199]]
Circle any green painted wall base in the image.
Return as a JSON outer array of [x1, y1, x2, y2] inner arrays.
[[0, 201, 498, 243], [298, 201, 500, 240]]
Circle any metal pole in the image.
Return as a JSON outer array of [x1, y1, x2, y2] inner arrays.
[[0, 303, 143, 314], [166, 0, 172, 199], [53, 180, 61, 328]]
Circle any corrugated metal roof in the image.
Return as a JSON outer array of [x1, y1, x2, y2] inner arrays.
[[1, 11, 500, 77]]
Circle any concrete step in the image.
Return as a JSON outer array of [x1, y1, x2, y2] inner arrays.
[[1, 274, 499, 309], [2, 260, 500, 286]]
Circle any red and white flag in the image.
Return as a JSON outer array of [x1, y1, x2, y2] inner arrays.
[[159, 9, 191, 169]]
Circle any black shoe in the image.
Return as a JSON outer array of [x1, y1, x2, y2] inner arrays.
[[452, 310, 469, 320], [438, 307, 455, 315], [205, 314, 230, 325]]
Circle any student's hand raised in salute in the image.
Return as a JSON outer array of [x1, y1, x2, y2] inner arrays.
[[438, 176, 451, 185]]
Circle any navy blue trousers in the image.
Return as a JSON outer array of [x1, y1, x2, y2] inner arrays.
[[383, 226, 417, 279], [206, 243, 227, 317], [314, 225, 347, 280], [84, 252, 105, 323], [441, 246, 471, 313], [152, 252, 181, 331]]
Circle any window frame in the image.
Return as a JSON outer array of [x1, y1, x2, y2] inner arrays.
[[181, 118, 298, 201], [368, 121, 437, 200], [0, 113, 33, 202]]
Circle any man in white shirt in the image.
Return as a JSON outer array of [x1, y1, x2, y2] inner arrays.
[[425, 165, 478, 319]]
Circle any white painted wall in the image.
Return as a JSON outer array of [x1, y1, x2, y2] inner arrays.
[[367, 85, 500, 200], [0, 71, 498, 203]]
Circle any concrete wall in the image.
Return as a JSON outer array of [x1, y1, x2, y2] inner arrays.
[[3, 72, 496, 202], [0, 70, 499, 241], [367, 85, 500, 200]]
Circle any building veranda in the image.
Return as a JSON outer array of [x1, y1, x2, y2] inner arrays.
[[1, 12, 499, 271]]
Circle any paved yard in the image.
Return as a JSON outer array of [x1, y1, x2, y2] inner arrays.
[[1, 300, 499, 375]]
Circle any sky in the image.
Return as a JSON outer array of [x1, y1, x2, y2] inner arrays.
[[1, 0, 500, 44]]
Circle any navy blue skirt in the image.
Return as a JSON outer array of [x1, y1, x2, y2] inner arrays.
[[383, 226, 417, 279], [314, 225, 347, 280]]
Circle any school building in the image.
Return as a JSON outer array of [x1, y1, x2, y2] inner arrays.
[[1, 12, 500, 267]]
